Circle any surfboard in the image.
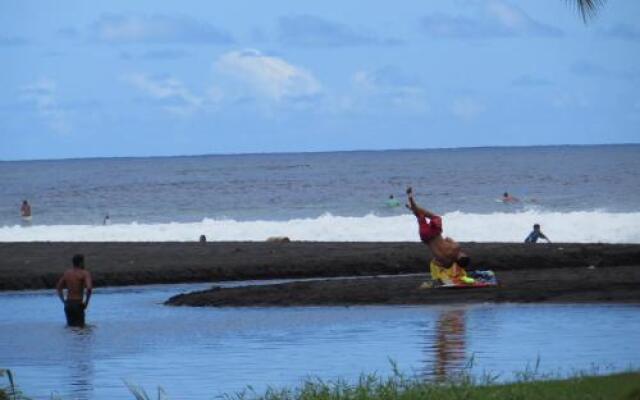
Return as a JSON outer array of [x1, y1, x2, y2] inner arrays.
[[420, 270, 498, 289], [439, 281, 498, 289]]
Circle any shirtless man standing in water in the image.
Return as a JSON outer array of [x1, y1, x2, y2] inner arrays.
[[56, 254, 93, 327]]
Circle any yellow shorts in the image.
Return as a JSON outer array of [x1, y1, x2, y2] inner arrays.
[[429, 259, 472, 285]]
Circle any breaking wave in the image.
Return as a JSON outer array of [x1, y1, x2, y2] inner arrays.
[[1, 210, 639, 243]]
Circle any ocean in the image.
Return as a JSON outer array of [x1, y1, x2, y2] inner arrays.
[[1, 144, 639, 243]]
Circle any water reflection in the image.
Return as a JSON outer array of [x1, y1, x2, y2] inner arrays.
[[1, 285, 638, 399], [63, 325, 95, 400], [423, 308, 468, 380]]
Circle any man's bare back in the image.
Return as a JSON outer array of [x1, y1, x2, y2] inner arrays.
[[56, 254, 92, 326], [58, 268, 92, 301], [427, 236, 463, 267]]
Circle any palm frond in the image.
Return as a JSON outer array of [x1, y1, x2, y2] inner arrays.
[[570, 0, 606, 23]]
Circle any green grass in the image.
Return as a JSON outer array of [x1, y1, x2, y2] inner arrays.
[[3, 366, 640, 400], [217, 371, 640, 400]]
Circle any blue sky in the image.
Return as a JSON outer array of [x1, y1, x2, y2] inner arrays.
[[1, 0, 639, 160]]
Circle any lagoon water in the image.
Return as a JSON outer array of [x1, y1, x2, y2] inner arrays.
[[1, 282, 639, 399]]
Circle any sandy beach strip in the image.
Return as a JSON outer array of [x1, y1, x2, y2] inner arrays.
[[1, 242, 639, 292]]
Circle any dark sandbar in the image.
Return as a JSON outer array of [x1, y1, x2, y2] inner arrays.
[[2, 242, 638, 302], [166, 265, 640, 306]]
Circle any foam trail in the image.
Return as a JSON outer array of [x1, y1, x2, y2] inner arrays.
[[1, 211, 639, 243]]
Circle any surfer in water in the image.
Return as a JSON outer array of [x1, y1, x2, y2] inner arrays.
[[20, 200, 32, 224], [385, 194, 401, 208], [406, 187, 471, 285], [501, 192, 519, 203]]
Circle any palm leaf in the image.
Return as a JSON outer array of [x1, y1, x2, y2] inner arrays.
[[570, 0, 606, 23]]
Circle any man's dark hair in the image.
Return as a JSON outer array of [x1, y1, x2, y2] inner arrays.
[[533, 223, 540, 229], [72, 254, 85, 268], [457, 255, 470, 268]]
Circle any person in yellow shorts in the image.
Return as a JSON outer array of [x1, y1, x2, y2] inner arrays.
[[429, 259, 475, 286]]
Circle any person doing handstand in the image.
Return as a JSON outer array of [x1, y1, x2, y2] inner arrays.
[[406, 187, 472, 285]]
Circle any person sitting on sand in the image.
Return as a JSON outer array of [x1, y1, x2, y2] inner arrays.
[[56, 254, 93, 327], [524, 223, 551, 243], [502, 192, 519, 203], [406, 187, 472, 286]]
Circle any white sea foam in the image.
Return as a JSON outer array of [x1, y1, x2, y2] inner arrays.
[[1, 211, 639, 243]]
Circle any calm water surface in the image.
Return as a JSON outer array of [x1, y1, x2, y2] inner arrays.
[[1, 282, 639, 399]]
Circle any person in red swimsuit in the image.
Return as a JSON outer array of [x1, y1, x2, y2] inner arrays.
[[406, 187, 470, 269]]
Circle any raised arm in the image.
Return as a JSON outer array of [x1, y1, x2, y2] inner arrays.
[[56, 275, 66, 304], [406, 187, 437, 218], [83, 271, 93, 309]]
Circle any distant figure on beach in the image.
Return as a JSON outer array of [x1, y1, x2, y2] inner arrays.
[[524, 224, 551, 243], [199, 234, 207, 243], [502, 192, 519, 203], [20, 200, 32, 223], [406, 187, 471, 285], [385, 194, 401, 208], [56, 254, 93, 327], [266, 236, 290, 243], [103, 214, 110, 225]]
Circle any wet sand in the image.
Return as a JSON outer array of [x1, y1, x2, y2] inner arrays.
[[1, 242, 639, 296]]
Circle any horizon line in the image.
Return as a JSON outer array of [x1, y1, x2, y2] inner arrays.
[[1, 142, 638, 163]]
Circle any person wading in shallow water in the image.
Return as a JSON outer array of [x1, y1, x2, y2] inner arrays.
[[56, 254, 93, 327], [20, 200, 32, 224]]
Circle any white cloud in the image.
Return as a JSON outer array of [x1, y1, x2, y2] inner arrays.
[[551, 92, 589, 109], [20, 78, 71, 133], [421, 0, 562, 39], [600, 23, 640, 41], [124, 73, 206, 116], [451, 97, 486, 120], [277, 15, 400, 47], [486, 0, 563, 36], [352, 68, 427, 113], [122, 49, 321, 116], [90, 14, 232, 44], [0, 35, 29, 46], [214, 49, 321, 102], [487, 1, 526, 30]]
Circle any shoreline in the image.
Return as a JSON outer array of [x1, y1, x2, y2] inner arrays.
[[1, 242, 639, 292]]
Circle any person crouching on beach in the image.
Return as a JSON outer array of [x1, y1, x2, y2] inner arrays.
[[406, 187, 472, 286], [56, 254, 93, 327], [524, 223, 551, 243]]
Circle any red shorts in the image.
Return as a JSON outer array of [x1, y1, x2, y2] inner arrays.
[[418, 214, 442, 242]]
